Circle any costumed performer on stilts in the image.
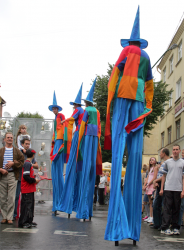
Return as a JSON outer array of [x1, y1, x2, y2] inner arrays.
[[49, 91, 65, 213], [58, 83, 85, 215], [76, 78, 102, 220], [104, 6, 154, 242]]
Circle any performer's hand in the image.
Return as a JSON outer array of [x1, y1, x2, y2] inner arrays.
[[0, 169, 8, 175], [159, 190, 163, 196], [181, 191, 184, 199], [35, 179, 40, 184], [60, 120, 65, 124]]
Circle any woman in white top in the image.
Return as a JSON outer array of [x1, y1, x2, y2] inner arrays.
[[98, 172, 106, 205]]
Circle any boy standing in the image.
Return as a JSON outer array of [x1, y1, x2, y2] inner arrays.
[[19, 149, 39, 228], [160, 145, 184, 235]]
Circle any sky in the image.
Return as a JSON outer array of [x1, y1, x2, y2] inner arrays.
[[0, 0, 184, 119]]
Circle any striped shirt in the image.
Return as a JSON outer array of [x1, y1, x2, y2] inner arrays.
[[3, 147, 13, 171]]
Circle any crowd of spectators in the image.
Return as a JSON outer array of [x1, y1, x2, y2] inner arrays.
[[142, 145, 184, 236], [0, 125, 39, 228]]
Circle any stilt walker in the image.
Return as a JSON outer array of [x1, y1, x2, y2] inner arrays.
[[76, 78, 102, 220], [104, 6, 154, 244], [58, 83, 85, 216], [49, 91, 65, 214]]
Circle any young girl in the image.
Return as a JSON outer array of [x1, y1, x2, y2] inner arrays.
[[143, 157, 158, 223], [16, 125, 31, 152], [18, 148, 39, 228]]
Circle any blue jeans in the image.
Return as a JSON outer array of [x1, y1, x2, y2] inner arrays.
[[14, 181, 21, 218], [178, 197, 184, 227]]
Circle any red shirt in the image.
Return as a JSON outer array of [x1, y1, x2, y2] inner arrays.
[[21, 160, 36, 194]]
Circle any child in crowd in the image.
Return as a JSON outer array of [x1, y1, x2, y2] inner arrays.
[[18, 149, 39, 228], [16, 125, 31, 152], [143, 157, 158, 223], [142, 164, 148, 218]]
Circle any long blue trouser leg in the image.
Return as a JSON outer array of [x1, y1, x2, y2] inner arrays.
[[88, 137, 98, 218], [76, 136, 97, 219], [58, 132, 79, 214], [123, 100, 144, 241], [104, 98, 131, 241], [51, 139, 64, 212]]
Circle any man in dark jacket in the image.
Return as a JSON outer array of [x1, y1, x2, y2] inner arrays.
[[0, 132, 24, 224]]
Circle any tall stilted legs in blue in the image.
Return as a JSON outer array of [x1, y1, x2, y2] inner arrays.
[[104, 98, 144, 241], [51, 139, 64, 212]]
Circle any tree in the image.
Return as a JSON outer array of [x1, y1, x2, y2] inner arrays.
[[93, 63, 172, 162], [16, 111, 44, 118]]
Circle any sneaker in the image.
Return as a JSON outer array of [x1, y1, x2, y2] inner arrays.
[[173, 228, 180, 235], [23, 223, 32, 228], [31, 222, 37, 227], [164, 229, 174, 235], [142, 216, 148, 220], [144, 217, 150, 222], [147, 217, 153, 223]]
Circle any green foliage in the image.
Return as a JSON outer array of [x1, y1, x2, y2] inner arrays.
[[144, 81, 173, 137], [16, 112, 44, 119], [93, 64, 172, 162], [93, 64, 113, 162]]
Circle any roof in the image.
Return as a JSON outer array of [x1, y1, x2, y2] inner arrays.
[[158, 14, 184, 70], [0, 96, 6, 105]]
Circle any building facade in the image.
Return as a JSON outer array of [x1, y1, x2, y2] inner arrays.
[[158, 17, 184, 158]]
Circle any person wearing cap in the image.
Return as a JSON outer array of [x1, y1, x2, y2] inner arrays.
[[104, 6, 154, 242], [58, 83, 85, 215], [18, 148, 39, 228], [49, 91, 65, 213], [76, 78, 102, 220]]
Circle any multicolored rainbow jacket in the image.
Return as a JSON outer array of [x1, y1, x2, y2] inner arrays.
[[50, 108, 84, 162], [63, 107, 84, 162], [104, 45, 154, 150], [50, 113, 65, 159], [77, 106, 102, 175]]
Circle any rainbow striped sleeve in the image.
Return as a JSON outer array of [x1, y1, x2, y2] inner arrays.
[[96, 109, 102, 175], [104, 48, 129, 150], [64, 109, 79, 162], [76, 110, 88, 169]]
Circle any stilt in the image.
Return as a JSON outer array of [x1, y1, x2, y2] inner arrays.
[[115, 241, 119, 246], [54, 211, 57, 216], [89, 217, 91, 221], [83, 219, 85, 222], [133, 240, 136, 246], [68, 214, 70, 218]]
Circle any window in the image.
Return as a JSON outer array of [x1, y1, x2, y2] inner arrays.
[[168, 127, 172, 144], [178, 41, 182, 61], [161, 132, 165, 147], [170, 55, 173, 74], [169, 92, 172, 108], [176, 119, 180, 140], [163, 67, 166, 82], [176, 78, 181, 100]]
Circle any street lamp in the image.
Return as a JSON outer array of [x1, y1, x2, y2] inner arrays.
[[152, 44, 179, 69]]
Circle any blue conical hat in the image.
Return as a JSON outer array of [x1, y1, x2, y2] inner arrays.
[[48, 91, 62, 112], [120, 6, 148, 49], [83, 78, 97, 104], [70, 83, 84, 106]]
